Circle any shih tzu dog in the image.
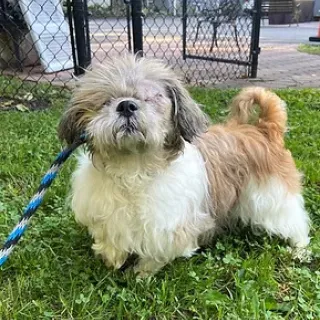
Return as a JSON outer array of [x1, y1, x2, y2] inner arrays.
[[59, 55, 310, 277]]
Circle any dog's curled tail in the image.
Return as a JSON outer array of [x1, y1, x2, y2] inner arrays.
[[228, 87, 287, 140]]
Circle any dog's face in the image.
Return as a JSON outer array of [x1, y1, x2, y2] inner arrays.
[[87, 78, 172, 154], [59, 55, 208, 157]]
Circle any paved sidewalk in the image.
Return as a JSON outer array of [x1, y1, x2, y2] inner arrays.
[[216, 45, 320, 89], [216, 22, 320, 89]]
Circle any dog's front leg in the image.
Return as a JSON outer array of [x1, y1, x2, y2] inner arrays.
[[92, 240, 128, 270], [133, 234, 200, 278]]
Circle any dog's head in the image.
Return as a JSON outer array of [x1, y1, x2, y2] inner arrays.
[[58, 55, 208, 157]]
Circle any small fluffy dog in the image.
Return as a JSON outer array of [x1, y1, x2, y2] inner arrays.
[[59, 55, 310, 277]]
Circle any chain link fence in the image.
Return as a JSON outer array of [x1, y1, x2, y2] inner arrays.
[[0, 0, 75, 109], [0, 0, 261, 109], [143, 0, 258, 85]]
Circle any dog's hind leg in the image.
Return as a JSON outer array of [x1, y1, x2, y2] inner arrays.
[[257, 193, 310, 249], [236, 177, 310, 250]]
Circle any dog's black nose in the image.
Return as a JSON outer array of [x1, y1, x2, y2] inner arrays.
[[116, 100, 138, 117]]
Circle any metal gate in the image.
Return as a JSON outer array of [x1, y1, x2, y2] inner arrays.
[[66, 0, 137, 76], [66, 0, 262, 83], [66, 0, 91, 75], [181, 0, 262, 78]]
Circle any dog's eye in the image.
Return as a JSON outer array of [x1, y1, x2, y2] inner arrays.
[[103, 98, 112, 106], [144, 93, 163, 102]]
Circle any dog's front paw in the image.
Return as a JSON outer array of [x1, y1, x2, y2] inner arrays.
[[92, 242, 128, 269], [134, 269, 154, 279], [103, 253, 128, 270], [133, 258, 166, 278]]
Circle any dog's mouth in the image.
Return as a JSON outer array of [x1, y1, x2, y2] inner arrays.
[[112, 117, 147, 150], [119, 119, 138, 135]]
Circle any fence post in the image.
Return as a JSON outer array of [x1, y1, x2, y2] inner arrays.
[[131, 0, 143, 55], [123, 0, 132, 52], [182, 0, 187, 60], [66, 0, 77, 75], [72, 0, 91, 75], [250, 0, 262, 78], [83, 0, 91, 65]]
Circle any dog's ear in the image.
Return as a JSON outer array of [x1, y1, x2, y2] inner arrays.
[[167, 80, 209, 142], [58, 106, 81, 145], [58, 104, 91, 145], [58, 76, 101, 145]]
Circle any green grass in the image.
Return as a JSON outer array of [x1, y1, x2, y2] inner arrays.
[[0, 84, 320, 319], [298, 44, 320, 56]]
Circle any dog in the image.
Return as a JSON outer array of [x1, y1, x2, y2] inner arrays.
[[58, 55, 310, 277]]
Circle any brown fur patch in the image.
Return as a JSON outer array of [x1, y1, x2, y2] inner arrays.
[[196, 87, 302, 223]]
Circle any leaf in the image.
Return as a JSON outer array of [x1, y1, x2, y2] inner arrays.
[[43, 311, 54, 318], [0, 202, 5, 211], [0, 100, 14, 107], [204, 290, 228, 305], [23, 93, 34, 101], [15, 104, 29, 112], [101, 294, 110, 303]]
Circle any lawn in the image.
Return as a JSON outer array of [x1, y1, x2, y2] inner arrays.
[[298, 44, 320, 56], [0, 82, 320, 319]]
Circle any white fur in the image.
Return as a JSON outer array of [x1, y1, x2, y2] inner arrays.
[[71, 149, 311, 274], [71, 142, 214, 270], [235, 177, 310, 248], [71, 150, 311, 275]]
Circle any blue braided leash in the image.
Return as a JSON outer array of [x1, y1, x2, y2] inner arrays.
[[0, 135, 86, 267]]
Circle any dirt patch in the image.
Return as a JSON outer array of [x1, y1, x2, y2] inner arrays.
[[0, 95, 50, 112]]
